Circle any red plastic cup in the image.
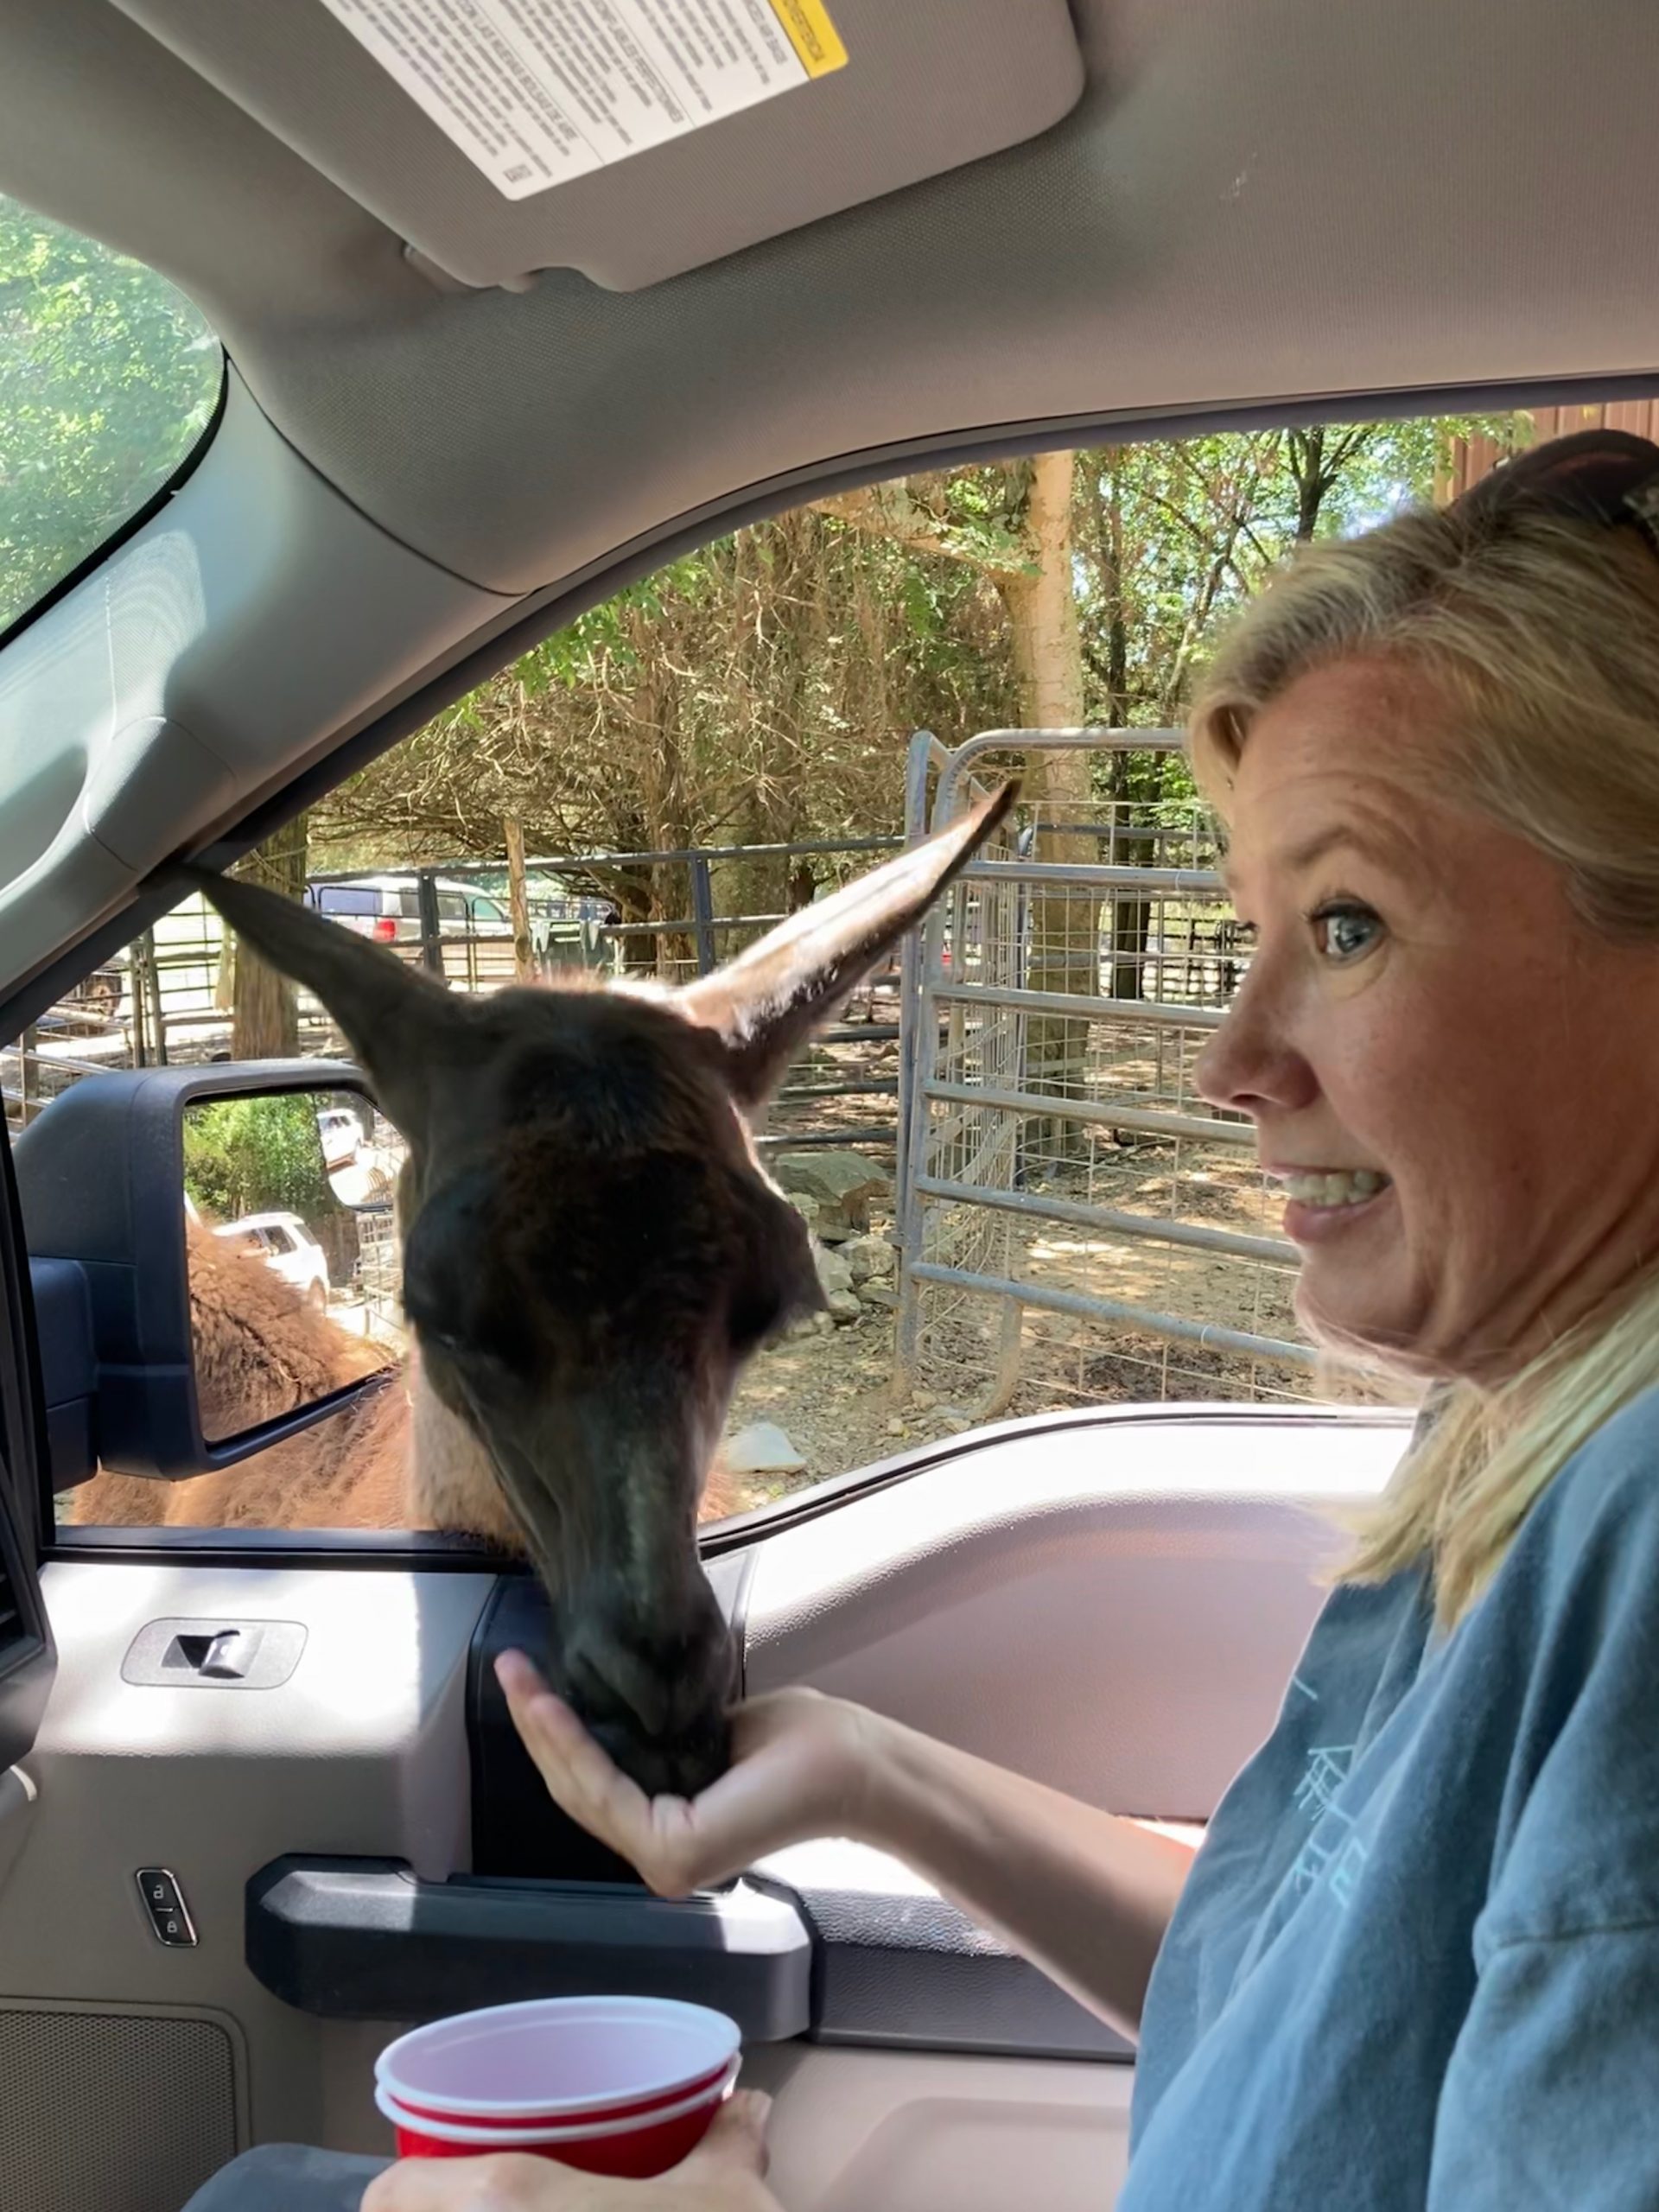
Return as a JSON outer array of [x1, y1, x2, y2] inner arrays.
[[373, 2065, 740, 2176], [389, 2054, 734, 2133], [375, 1997, 743, 2177]]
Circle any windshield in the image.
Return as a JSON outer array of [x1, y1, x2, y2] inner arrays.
[[0, 194, 222, 636]]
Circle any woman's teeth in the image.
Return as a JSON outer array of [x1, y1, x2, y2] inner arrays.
[[1282, 1169, 1389, 1209]]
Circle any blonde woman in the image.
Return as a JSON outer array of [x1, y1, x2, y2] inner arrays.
[[206, 427, 1659, 2211]]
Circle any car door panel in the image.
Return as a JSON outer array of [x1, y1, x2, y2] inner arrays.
[[2, 1411, 1412, 2212], [0, 1559, 492, 2185], [743, 1408, 1411, 1812], [722, 1409, 1410, 2212]]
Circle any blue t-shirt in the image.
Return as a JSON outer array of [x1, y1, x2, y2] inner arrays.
[[1122, 1385, 1659, 2210]]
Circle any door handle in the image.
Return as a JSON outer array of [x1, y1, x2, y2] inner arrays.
[[168, 1628, 260, 1679], [122, 1617, 307, 1689]]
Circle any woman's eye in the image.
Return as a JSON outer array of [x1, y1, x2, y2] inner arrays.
[[1311, 902, 1382, 963]]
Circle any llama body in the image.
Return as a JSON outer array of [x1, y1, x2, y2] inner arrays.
[[113, 787, 1010, 1793]]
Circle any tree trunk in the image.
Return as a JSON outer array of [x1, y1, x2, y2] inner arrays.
[[1286, 423, 1371, 543], [504, 815, 534, 981], [1090, 456, 1146, 1000], [715, 518, 817, 963], [998, 450, 1093, 1162], [1290, 425, 1329, 541], [614, 868, 659, 976], [1103, 461, 1128, 723], [626, 607, 697, 977], [232, 812, 308, 1059]]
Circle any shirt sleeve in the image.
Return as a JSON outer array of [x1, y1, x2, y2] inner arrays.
[[1427, 1921, 1659, 2209]]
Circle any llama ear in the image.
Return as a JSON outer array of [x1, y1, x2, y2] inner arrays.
[[165, 862, 467, 1141], [678, 781, 1016, 1109]]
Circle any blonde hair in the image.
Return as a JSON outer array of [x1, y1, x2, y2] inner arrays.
[[1189, 495, 1659, 1625]]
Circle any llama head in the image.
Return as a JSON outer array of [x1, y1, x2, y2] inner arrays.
[[176, 785, 1013, 1797]]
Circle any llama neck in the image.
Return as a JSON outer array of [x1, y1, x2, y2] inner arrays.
[[405, 1349, 528, 1552], [404, 1347, 738, 1540]]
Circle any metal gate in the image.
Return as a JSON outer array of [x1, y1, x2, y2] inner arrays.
[[893, 728, 1317, 1421]]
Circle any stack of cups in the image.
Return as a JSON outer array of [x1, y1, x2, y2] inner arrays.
[[375, 1996, 743, 2177]]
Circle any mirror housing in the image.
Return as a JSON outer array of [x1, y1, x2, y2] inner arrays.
[[16, 1060, 384, 1485]]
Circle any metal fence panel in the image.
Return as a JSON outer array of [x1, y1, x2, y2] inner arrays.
[[894, 728, 1324, 1423]]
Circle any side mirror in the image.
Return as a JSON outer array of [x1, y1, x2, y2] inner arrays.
[[16, 1061, 402, 1487]]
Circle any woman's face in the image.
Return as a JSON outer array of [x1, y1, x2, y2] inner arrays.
[[1195, 654, 1659, 1380]]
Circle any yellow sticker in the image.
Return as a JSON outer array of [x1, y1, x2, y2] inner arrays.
[[768, 0, 849, 78]]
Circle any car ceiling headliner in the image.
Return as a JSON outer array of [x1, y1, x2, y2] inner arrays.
[[3, 0, 1659, 604]]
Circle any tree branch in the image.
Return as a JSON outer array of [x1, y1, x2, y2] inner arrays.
[[807, 483, 1029, 581]]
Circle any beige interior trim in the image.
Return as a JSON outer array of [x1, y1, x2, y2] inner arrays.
[[111, 0, 1086, 291], [741, 2043, 1133, 2212], [12, 0, 1659, 603], [745, 1411, 1411, 1818]]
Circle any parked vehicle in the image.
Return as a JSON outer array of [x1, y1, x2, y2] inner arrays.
[[315, 1106, 365, 1172], [212, 1210, 331, 1310], [306, 874, 513, 945]]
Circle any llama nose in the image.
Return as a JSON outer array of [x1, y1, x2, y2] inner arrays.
[[563, 1594, 737, 1796]]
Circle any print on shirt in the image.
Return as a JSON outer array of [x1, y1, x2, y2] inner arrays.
[[1294, 1745, 1357, 1820], [1287, 1802, 1369, 1911], [1287, 1726, 1367, 1913], [1327, 1832, 1370, 1909]]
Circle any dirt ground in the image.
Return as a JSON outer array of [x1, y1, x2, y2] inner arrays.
[[723, 1307, 918, 1512]]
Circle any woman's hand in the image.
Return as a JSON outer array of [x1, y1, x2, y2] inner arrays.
[[497, 1649, 1193, 2044], [495, 1650, 882, 1894], [361, 2092, 777, 2211]]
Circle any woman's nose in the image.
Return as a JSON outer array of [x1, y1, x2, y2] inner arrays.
[[1194, 969, 1316, 1117]]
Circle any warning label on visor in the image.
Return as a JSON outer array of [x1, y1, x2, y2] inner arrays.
[[317, 0, 849, 200]]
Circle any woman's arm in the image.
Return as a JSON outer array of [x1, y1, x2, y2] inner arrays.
[[863, 1715, 1198, 2040], [497, 1656, 1197, 2043]]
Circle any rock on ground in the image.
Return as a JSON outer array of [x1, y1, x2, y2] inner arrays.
[[773, 1152, 891, 1241], [841, 1232, 896, 1284], [723, 1421, 807, 1475]]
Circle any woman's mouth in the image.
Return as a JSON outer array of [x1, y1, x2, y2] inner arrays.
[[1273, 1166, 1394, 1243], [1280, 1168, 1389, 1208]]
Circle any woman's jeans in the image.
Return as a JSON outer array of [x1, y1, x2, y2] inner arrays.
[[181, 2145, 389, 2210]]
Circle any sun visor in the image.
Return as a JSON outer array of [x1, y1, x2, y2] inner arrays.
[[107, 0, 1086, 293]]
